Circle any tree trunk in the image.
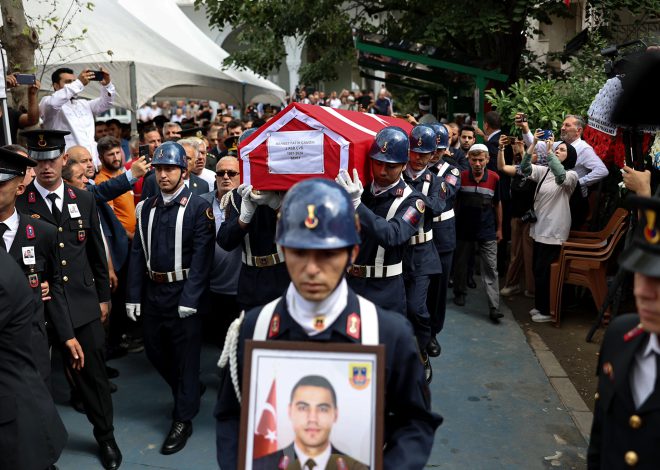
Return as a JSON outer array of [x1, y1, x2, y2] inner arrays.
[[0, 0, 39, 109]]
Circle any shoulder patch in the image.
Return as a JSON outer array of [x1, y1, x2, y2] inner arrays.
[[28, 191, 36, 203], [26, 224, 36, 239], [402, 205, 422, 227], [205, 207, 214, 220], [425, 173, 432, 182], [346, 313, 361, 340], [451, 167, 460, 176], [268, 313, 280, 338], [395, 187, 404, 197], [445, 174, 458, 186], [67, 187, 77, 199], [415, 199, 425, 213]]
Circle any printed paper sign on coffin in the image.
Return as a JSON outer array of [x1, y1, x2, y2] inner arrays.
[[239, 102, 412, 191]]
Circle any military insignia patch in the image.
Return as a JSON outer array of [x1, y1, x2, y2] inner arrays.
[[395, 188, 404, 197], [346, 312, 360, 340], [643, 210, 659, 244], [28, 273, 39, 288], [313, 315, 325, 331], [624, 323, 644, 342], [38, 134, 47, 147], [602, 362, 614, 381], [425, 173, 432, 182], [415, 199, 425, 213], [348, 362, 371, 390], [278, 456, 291, 468], [445, 174, 457, 186], [26, 224, 35, 239], [77, 230, 86, 242], [28, 191, 36, 203], [380, 141, 388, 153], [402, 206, 422, 227], [268, 313, 280, 338], [205, 207, 214, 220], [67, 188, 77, 199], [304, 204, 319, 229], [417, 137, 423, 147], [451, 167, 460, 176], [31, 213, 40, 219], [180, 196, 188, 206], [336, 457, 348, 470]]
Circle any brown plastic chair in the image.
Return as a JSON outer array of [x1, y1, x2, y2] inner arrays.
[[549, 211, 629, 326]]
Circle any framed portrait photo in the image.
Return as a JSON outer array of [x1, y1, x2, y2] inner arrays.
[[238, 341, 385, 470]]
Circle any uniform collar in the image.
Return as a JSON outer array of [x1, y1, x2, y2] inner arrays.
[[0, 208, 19, 232], [34, 178, 64, 201], [641, 333, 660, 359], [286, 279, 348, 336], [371, 176, 403, 196], [156, 183, 191, 206]]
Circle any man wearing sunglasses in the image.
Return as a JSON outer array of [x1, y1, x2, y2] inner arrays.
[[200, 157, 243, 347]]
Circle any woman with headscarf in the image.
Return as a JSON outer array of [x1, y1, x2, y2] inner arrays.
[[520, 131, 579, 322]]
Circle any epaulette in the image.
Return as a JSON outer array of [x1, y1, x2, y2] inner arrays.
[[623, 323, 645, 342]]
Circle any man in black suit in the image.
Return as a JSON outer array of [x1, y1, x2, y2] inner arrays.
[[254, 375, 368, 470], [588, 191, 660, 469], [15, 130, 122, 470], [0, 249, 68, 470], [0, 146, 77, 389]]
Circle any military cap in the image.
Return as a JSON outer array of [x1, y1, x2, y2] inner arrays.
[[19, 129, 70, 161], [179, 127, 205, 139], [0, 146, 37, 182], [620, 193, 660, 277]]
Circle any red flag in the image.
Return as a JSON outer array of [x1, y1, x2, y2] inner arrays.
[[253, 379, 278, 458], [564, 0, 571, 6]]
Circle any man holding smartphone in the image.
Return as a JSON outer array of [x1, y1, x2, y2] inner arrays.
[[1, 73, 41, 145], [39, 67, 115, 171]]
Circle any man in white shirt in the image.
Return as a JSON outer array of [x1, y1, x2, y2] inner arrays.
[[39, 67, 115, 171]]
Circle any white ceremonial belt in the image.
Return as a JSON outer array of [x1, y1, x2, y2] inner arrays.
[[433, 208, 455, 223], [409, 230, 434, 245], [148, 269, 190, 283], [242, 252, 285, 267], [348, 262, 403, 278]]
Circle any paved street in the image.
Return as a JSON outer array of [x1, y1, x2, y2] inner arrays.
[[54, 282, 588, 469]]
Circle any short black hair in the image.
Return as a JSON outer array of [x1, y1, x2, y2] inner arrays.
[[460, 125, 476, 135], [290, 375, 337, 408], [226, 119, 242, 130], [485, 111, 501, 130], [140, 125, 160, 142], [62, 160, 80, 182], [106, 119, 121, 127], [52, 67, 74, 85], [95, 120, 106, 127]]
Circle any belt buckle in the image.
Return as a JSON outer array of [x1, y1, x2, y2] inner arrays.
[[153, 272, 167, 283], [256, 256, 270, 267], [350, 265, 366, 277]]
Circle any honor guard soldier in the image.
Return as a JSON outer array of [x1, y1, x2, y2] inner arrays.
[[401, 125, 444, 381], [0, 147, 74, 389], [0, 249, 67, 470], [214, 178, 442, 470], [426, 123, 461, 358], [588, 193, 660, 469], [16, 130, 121, 470], [125, 141, 215, 455], [217, 129, 289, 310], [336, 126, 425, 316]]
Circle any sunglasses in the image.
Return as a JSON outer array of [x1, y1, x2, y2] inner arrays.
[[216, 170, 239, 177]]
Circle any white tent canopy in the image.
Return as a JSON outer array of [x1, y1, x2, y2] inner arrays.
[[28, 0, 285, 112], [118, 0, 285, 106]]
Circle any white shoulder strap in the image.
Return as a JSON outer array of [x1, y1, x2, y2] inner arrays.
[[438, 161, 450, 177], [375, 184, 413, 268], [253, 296, 282, 340], [357, 295, 379, 345], [174, 197, 191, 272]]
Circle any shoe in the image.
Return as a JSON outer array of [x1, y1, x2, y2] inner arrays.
[[120, 334, 145, 354], [467, 277, 477, 289], [529, 308, 541, 317], [489, 307, 504, 324], [427, 337, 441, 357], [524, 290, 535, 298], [70, 395, 85, 414], [500, 285, 521, 296], [99, 439, 122, 470], [161, 421, 193, 455], [421, 352, 433, 384], [109, 381, 118, 393], [531, 313, 553, 323], [453, 294, 466, 306], [106, 366, 119, 379]]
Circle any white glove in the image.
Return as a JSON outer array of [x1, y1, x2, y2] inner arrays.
[[178, 306, 197, 319], [251, 190, 283, 210], [238, 183, 257, 224], [335, 168, 364, 208], [126, 303, 141, 322]]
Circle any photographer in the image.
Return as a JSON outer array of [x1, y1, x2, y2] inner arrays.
[[1, 73, 41, 145], [520, 131, 579, 323]]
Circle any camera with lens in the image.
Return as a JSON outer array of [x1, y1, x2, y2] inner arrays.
[[521, 209, 537, 224]]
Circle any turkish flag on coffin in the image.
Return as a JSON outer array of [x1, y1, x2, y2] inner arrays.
[[238, 102, 412, 191], [253, 379, 278, 459]]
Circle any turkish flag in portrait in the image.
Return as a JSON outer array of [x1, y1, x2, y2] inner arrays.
[[253, 379, 278, 458]]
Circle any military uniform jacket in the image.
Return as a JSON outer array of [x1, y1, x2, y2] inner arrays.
[[7, 214, 73, 342], [429, 160, 461, 253], [127, 185, 215, 314], [402, 169, 443, 276], [588, 314, 660, 469], [215, 288, 443, 470], [217, 188, 290, 308], [0, 250, 67, 470], [16, 181, 110, 329], [253, 443, 368, 469], [141, 170, 210, 201]]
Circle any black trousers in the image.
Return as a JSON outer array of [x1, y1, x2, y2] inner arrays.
[[64, 318, 114, 442], [202, 292, 240, 350], [404, 274, 432, 350], [428, 251, 454, 336], [142, 313, 203, 422], [533, 242, 561, 316]]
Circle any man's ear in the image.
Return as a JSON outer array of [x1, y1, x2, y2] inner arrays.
[[16, 180, 26, 197], [62, 153, 69, 165]]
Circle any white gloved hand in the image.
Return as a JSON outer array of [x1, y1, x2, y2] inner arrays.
[[335, 168, 364, 208], [126, 303, 141, 322], [238, 183, 257, 224], [178, 306, 197, 319], [251, 190, 282, 210]]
